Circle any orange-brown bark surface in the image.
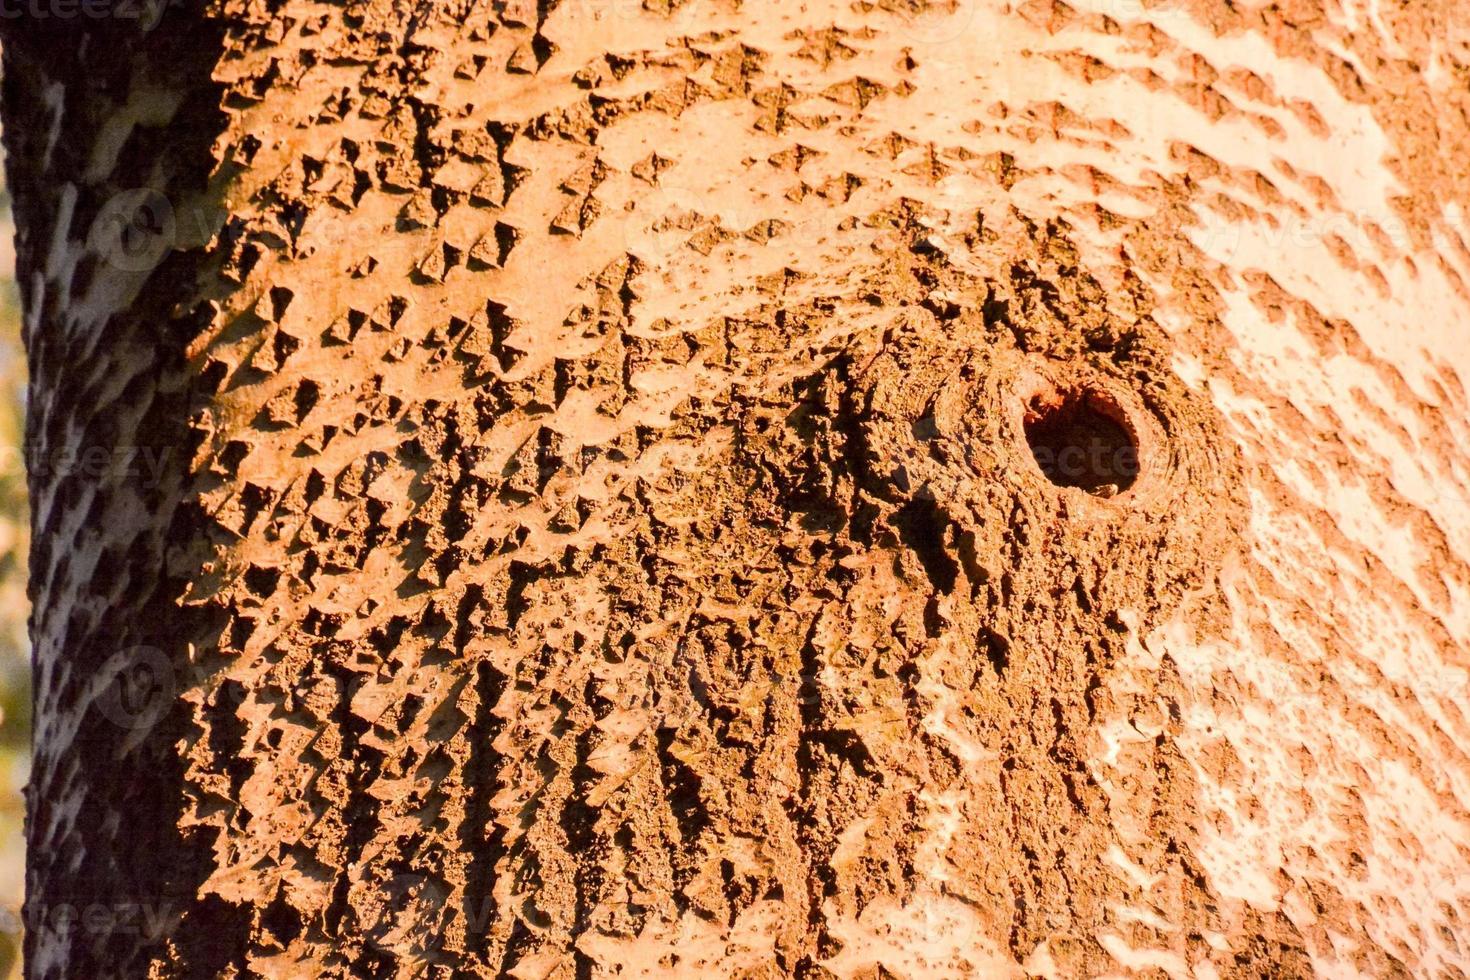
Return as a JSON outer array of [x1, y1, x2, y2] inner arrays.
[[4, 1, 1469, 976]]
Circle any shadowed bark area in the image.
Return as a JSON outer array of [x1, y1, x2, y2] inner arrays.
[[4, 1, 1470, 978], [0, 14, 239, 978]]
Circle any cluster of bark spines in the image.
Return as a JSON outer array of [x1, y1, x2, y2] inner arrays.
[[11, 0, 1466, 975]]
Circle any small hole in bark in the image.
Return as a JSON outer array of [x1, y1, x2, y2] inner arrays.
[[1024, 388, 1140, 497]]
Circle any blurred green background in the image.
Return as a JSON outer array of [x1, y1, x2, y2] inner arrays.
[[0, 153, 32, 979]]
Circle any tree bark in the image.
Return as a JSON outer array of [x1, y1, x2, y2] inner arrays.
[[5, 1, 1470, 977]]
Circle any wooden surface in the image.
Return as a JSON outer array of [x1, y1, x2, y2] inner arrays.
[[4, 1, 1469, 976]]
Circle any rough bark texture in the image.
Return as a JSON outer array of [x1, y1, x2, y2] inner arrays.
[[5, 1, 1470, 977]]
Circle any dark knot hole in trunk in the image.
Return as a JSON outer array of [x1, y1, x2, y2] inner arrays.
[[1023, 388, 1140, 497]]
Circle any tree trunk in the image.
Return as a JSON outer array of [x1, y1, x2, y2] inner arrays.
[[4, 1, 1469, 976]]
